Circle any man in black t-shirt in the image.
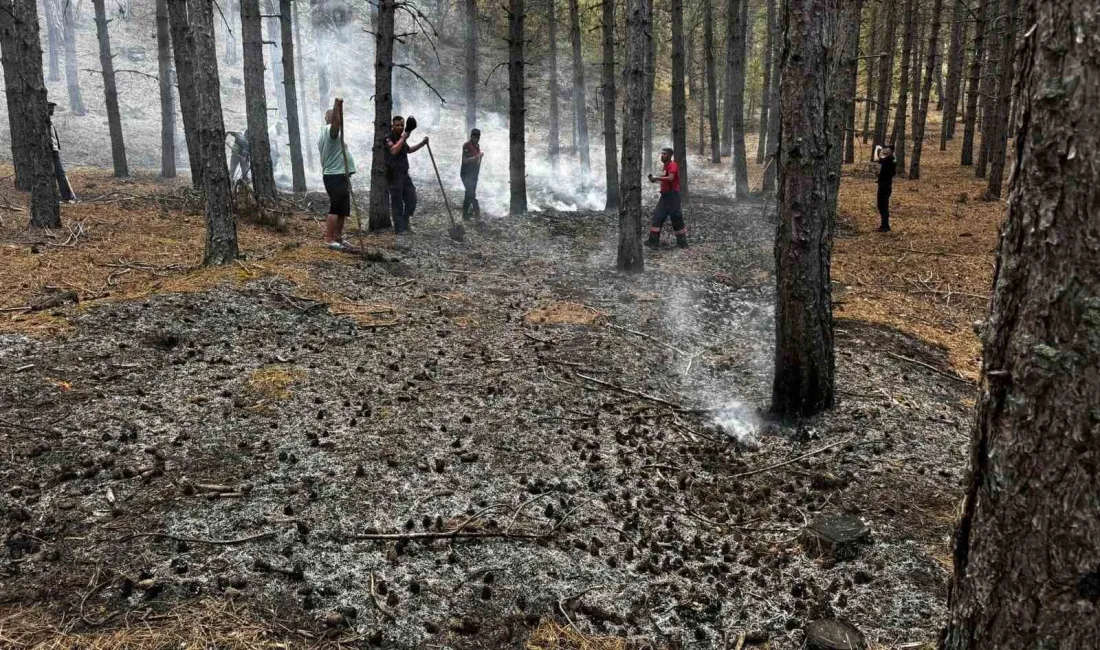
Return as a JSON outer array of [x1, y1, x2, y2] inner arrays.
[[875, 145, 896, 232], [384, 115, 429, 234], [460, 129, 483, 221]]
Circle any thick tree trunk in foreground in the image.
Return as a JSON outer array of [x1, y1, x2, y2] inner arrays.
[[548, 0, 560, 169], [872, 0, 897, 149], [728, 0, 748, 197], [617, 0, 648, 273], [0, 0, 60, 226], [843, 0, 862, 164], [93, 0, 129, 177], [908, 0, 943, 179], [704, 0, 720, 163], [240, 0, 276, 199], [602, 0, 619, 209], [189, 0, 237, 265], [757, 0, 774, 164], [761, 2, 780, 192], [671, 0, 689, 204], [569, 0, 590, 176], [280, 0, 306, 192], [466, 0, 478, 132], [890, 0, 916, 174], [369, 0, 395, 230], [167, 0, 203, 187], [941, 0, 966, 147], [985, 0, 1016, 199], [156, 0, 176, 178], [61, 0, 84, 116], [772, 0, 836, 418], [960, 0, 988, 166], [508, 0, 527, 215], [941, 0, 1100, 645]]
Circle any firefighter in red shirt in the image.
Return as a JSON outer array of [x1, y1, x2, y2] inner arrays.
[[646, 148, 687, 248]]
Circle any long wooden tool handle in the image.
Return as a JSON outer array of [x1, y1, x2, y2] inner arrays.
[[425, 142, 456, 227]]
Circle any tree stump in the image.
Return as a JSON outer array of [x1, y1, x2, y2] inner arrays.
[[803, 619, 866, 650], [802, 515, 870, 560]]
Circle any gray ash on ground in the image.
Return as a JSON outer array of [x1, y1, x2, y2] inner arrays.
[[1, 192, 968, 648]]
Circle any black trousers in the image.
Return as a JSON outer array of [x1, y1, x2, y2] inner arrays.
[[53, 152, 75, 201], [461, 174, 480, 220], [388, 176, 417, 233], [877, 185, 892, 230], [649, 191, 685, 235]]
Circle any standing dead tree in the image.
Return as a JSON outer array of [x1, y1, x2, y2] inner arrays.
[[617, 0, 649, 273], [156, 0, 176, 179], [240, 0, 277, 199], [602, 0, 619, 209], [508, 0, 527, 214], [92, 0, 129, 177], [942, 0, 1100, 645]]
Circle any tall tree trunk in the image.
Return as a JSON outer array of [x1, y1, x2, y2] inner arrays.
[[704, 0, 720, 163], [369, 0, 395, 230], [696, 31, 706, 156], [0, 0, 60, 226], [908, 0, 944, 179], [568, 0, 590, 176], [293, 0, 312, 170], [617, 0, 648, 273], [761, 0, 780, 192], [44, 0, 60, 81], [960, 0, 988, 166], [827, 0, 860, 218], [670, 0, 689, 204], [976, 0, 1002, 178], [508, 0, 527, 214], [984, 0, 1015, 199], [872, 0, 897, 149], [92, 0, 129, 177], [941, 0, 966, 148], [188, 0, 236, 264], [911, 14, 924, 148], [721, 0, 736, 158], [466, 0, 478, 132], [240, 0, 276, 199], [772, 0, 837, 418], [280, 0, 306, 191], [156, 0, 176, 179], [728, 0, 748, 197], [549, 0, 560, 169], [642, 0, 655, 174], [167, 0, 203, 187], [891, 0, 916, 174], [263, 0, 285, 160], [843, 0, 862, 164], [61, 0, 84, 116], [861, 2, 877, 143], [942, 0, 1100, 645], [602, 0, 620, 209], [223, 0, 238, 65], [756, 0, 775, 164]]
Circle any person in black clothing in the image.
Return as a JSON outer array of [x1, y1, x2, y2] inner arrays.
[[384, 115, 429, 234], [460, 129, 483, 221], [875, 145, 896, 232], [46, 102, 77, 203]]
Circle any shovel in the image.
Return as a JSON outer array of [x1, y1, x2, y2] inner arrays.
[[423, 137, 464, 242]]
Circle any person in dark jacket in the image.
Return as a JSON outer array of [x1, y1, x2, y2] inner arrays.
[[875, 145, 896, 232], [460, 129, 483, 221], [384, 115, 429, 234], [46, 102, 77, 203]]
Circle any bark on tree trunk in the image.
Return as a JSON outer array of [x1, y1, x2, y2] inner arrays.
[[263, 0, 286, 167], [908, 0, 944, 179], [771, 0, 837, 418], [756, 0, 774, 164], [872, 0, 897, 149], [189, 0, 237, 265], [466, 0, 477, 132], [156, 0, 176, 179], [369, 0, 395, 230], [293, 0, 312, 170], [508, 0, 527, 215], [826, 0, 859, 235], [569, 0, 590, 176], [240, 0, 277, 199], [704, 0, 720, 163], [602, 0, 620, 209], [984, 0, 1015, 199], [695, 29, 705, 157], [642, 0, 655, 175], [941, 0, 966, 148], [548, 0, 560, 170], [728, 0, 748, 197], [617, 0, 648, 273], [761, 2, 780, 192], [44, 0, 60, 82], [223, 0, 238, 65], [911, 13, 924, 150], [941, 0, 1100, 645], [93, 0, 129, 177], [861, 2, 876, 143], [843, 0, 862, 164], [670, 0, 689, 204], [280, 0, 306, 192], [0, 0, 60, 226], [890, 0, 916, 175], [61, 0, 84, 116], [167, 0, 204, 188], [721, 0, 736, 158], [976, 0, 1002, 178], [960, 0, 988, 166]]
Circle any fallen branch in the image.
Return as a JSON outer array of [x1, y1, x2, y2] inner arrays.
[[730, 437, 854, 480], [574, 372, 688, 411], [118, 531, 276, 546], [604, 322, 685, 356], [885, 352, 973, 384], [370, 571, 395, 620]]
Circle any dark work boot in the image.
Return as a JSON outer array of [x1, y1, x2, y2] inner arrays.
[[676, 233, 688, 248], [646, 233, 660, 248]]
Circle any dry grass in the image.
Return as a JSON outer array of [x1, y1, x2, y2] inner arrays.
[[527, 619, 629, 650], [524, 301, 606, 326], [247, 366, 307, 400]]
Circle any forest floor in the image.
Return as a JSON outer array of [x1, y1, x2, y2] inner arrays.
[[0, 125, 1001, 649]]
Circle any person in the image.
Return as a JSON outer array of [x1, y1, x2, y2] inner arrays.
[[874, 144, 896, 232], [46, 102, 77, 203], [460, 128, 483, 221], [384, 115, 429, 234], [646, 148, 687, 248], [227, 130, 251, 184], [319, 101, 356, 249]]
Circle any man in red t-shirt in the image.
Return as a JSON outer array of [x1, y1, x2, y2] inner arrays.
[[646, 148, 687, 248]]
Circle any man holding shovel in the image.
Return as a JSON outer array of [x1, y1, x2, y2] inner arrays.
[[384, 115, 429, 234], [460, 129, 483, 221]]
